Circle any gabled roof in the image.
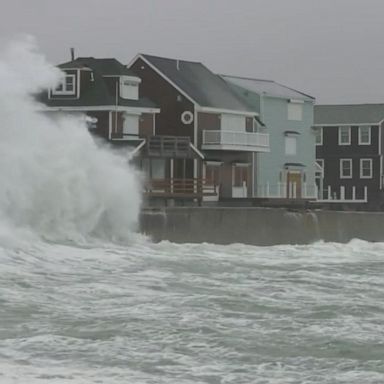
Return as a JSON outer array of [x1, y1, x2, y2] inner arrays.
[[314, 104, 384, 125], [133, 54, 256, 113], [40, 57, 157, 110], [59, 57, 137, 77], [221, 75, 314, 101]]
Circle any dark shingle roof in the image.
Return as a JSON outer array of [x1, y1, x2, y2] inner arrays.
[[59, 57, 137, 77], [221, 75, 314, 101], [139, 54, 255, 112], [314, 104, 384, 125], [40, 57, 156, 109]]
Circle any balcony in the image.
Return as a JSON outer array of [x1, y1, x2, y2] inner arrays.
[[202, 130, 270, 152]]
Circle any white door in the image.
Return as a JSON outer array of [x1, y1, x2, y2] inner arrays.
[[232, 165, 248, 198]]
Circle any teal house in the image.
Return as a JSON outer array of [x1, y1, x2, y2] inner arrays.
[[222, 76, 316, 199]]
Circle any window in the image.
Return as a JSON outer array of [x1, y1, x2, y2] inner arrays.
[[287, 101, 303, 121], [358, 126, 371, 145], [122, 114, 139, 136], [233, 165, 248, 187], [285, 136, 297, 155], [120, 76, 139, 100], [360, 158, 372, 178], [316, 159, 324, 176], [340, 159, 352, 179], [315, 127, 323, 145], [52, 74, 76, 95], [338, 126, 351, 145], [205, 164, 221, 186]]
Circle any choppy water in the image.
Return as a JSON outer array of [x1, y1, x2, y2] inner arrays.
[[1, 238, 384, 383], [1, 36, 384, 384]]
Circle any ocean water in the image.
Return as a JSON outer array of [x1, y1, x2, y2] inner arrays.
[[1, 239, 384, 383], [0, 38, 384, 383]]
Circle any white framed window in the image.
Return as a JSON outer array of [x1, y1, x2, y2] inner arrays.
[[358, 126, 371, 145], [52, 74, 76, 95], [120, 76, 139, 100], [287, 102, 303, 121], [316, 159, 324, 177], [338, 126, 351, 145], [360, 158, 372, 178], [315, 127, 323, 145], [232, 164, 248, 187], [340, 159, 352, 179], [285, 136, 297, 155]]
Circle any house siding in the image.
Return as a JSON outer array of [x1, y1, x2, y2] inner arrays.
[[139, 113, 155, 138], [256, 97, 315, 197], [316, 125, 381, 201], [130, 58, 195, 141], [197, 112, 220, 147]]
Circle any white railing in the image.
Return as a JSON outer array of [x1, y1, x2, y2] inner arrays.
[[202, 130, 269, 150], [317, 185, 368, 203], [257, 183, 318, 199]]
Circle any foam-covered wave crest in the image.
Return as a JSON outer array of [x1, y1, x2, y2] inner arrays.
[[0, 37, 141, 242]]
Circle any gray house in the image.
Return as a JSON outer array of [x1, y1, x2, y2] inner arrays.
[[314, 104, 384, 205], [222, 75, 316, 199]]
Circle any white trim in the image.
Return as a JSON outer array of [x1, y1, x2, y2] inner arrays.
[[60, 66, 92, 72], [189, 142, 204, 159], [289, 99, 305, 104], [41, 105, 160, 113], [358, 126, 371, 145], [315, 127, 323, 146], [360, 158, 373, 179], [313, 123, 380, 127], [205, 161, 223, 166], [129, 139, 146, 157], [197, 106, 258, 117], [181, 110, 194, 124], [128, 54, 198, 106], [103, 75, 141, 83], [51, 74, 76, 96], [76, 69, 81, 98], [316, 159, 324, 176], [340, 158, 353, 179], [338, 126, 351, 145], [108, 111, 112, 140]]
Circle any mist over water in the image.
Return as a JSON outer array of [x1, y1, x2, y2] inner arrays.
[[0, 37, 141, 243], [1, 38, 384, 384]]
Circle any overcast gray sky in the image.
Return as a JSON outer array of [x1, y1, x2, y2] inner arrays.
[[1, 0, 383, 104]]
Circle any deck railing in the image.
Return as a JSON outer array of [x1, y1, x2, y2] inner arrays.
[[202, 130, 270, 150], [145, 178, 218, 198], [147, 136, 192, 158], [317, 185, 368, 203], [257, 183, 318, 199]]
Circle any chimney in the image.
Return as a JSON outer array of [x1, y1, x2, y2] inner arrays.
[[176, 59, 180, 71], [70, 47, 75, 61]]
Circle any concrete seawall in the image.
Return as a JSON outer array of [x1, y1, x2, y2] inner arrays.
[[139, 207, 384, 245]]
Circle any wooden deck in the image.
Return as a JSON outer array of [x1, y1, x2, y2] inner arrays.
[[144, 178, 217, 199]]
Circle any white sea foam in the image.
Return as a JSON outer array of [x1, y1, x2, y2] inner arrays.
[[0, 37, 141, 243], [0, 239, 383, 383]]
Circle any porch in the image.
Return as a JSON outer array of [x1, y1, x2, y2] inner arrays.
[[202, 130, 270, 152], [144, 178, 218, 205]]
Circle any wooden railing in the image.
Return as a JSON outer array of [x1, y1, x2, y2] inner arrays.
[[147, 136, 192, 158], [145, 178, 218, 198]]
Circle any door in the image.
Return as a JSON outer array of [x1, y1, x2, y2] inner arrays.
[[286, 171, 302, 198], [232, 164, 249, 198]]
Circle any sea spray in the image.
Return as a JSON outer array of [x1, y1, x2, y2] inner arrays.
[[0, 37, 141, 242]]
